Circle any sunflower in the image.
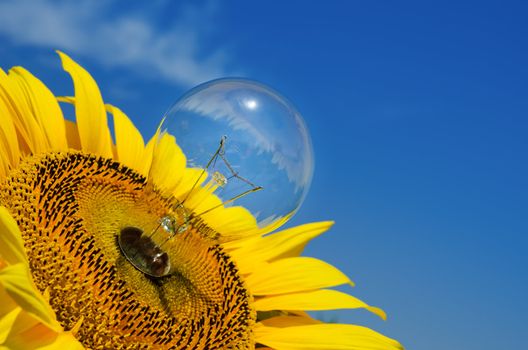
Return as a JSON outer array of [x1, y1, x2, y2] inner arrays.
[[0, 52, 403, 350]]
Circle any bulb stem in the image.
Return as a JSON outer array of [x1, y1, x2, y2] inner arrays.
[[181, 136, 226, 205]]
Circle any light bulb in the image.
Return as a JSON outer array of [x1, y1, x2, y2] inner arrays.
[[118, 78, 314, 278], [159, 78, 314, 229]]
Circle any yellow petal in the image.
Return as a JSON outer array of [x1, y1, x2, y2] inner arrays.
[[254, 323, 404, 350], [2, 316, 82, 350], [171, 168, 204, 199], [55, 97, 82, 152], [260, 315, 322, 328], [0, 208, 53, 343], [56, 96, 74, 105], [0, 307, 21, 344], [0, 79, 20, 174], [64, 119, 81, 150], [257, 214, 294, 236], [0, 304, 46, 346], [147, 130, 260, 239], [0, 263, 60, 332], [245, 257, 353, 295], [227, 221, 333, 272], [206, 206, 259, 242], [0, 283, 17, 321], [181, 179, 221, 213], [0, 68, 46, 154], [106, 103, 150, 176], [57, 51, 113, 158], [10, 67, 68, 151], [35, 332, 84, 350], [255, 289, 386, 320], [0, 206, 27, 265], [148, 132, 187, 194]]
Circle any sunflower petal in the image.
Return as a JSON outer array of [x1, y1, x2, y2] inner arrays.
[[57, 51, 113, 158], [0, 68, 46, 154], [0, 297, 81, 349], [206, 206, 259, 241], [64, 119, 81, 150], [227, 221, 333, 272], [10, 67, 68, 152], [0, 305, 43, 347], [0, 264, 60, 332], [245, 257, 353, 295], [107, 103, 150, 176], [0, 79, 20, 174], [35, 331, 84, 350], [254, 323, 404, 350], [0, 207, 60, 330], [0, 283, 17, 318], [0, 206, 27, 265], [149, 132, 187, 194], [259, 315, 321, 328], [255, 289, 386, 320], [2, 315, 82, 350], [0, 306, 21, 344]]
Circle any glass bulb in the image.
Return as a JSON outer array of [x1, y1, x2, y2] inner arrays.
[[159, 78, 314, 229]]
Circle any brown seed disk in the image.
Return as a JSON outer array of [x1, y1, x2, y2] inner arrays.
[[0, 151, 255, 349]]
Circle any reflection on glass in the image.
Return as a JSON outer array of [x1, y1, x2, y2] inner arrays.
[[160, 78, 314, 229]]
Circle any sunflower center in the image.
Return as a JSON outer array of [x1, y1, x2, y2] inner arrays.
[[0, 151, 255, 349]]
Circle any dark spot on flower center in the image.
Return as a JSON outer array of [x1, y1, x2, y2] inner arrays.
[[118, 226, 171, 277]]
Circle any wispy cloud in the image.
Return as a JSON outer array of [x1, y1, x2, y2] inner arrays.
[[0, 0, 233, 86]]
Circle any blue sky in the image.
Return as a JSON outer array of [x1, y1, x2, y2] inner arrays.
[[1, 1, 527, 349]]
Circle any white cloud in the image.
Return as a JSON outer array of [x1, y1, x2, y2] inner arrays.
[[0, 0, 232, 86]]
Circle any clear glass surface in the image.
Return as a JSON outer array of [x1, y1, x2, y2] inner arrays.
[[160, 78, 314, 228]]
